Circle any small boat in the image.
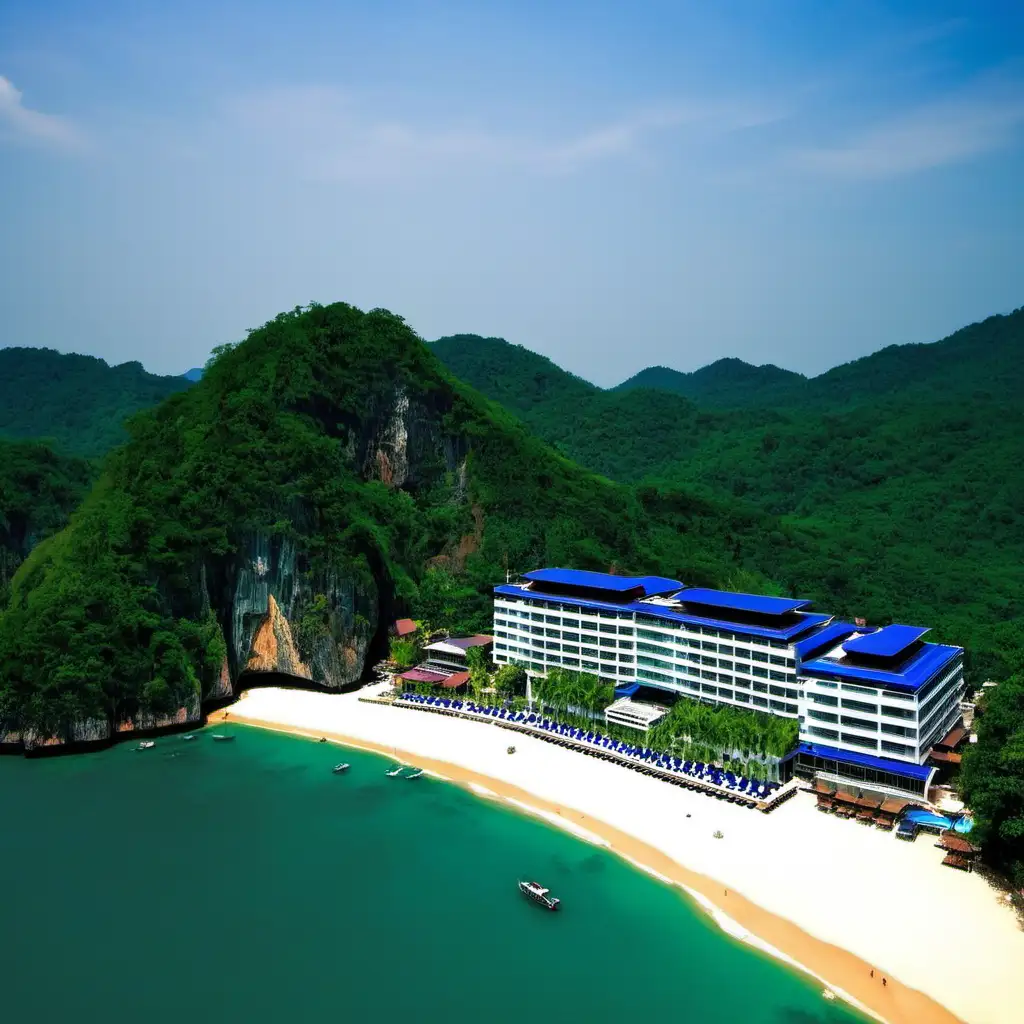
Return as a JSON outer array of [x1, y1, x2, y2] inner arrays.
[[136, 740, 155, 751], [385, 765, 405, 777], [518, 880, 560, 911], [182, 734, 196, 741], [404, 769, 424, 780], [332, 763, 350, 774], [212, 734, 235, 743]]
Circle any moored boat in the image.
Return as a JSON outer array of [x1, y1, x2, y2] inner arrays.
[[332, 763, 350, 774], [385, 765, 404, 777], [405, 768, 424, 780], [182, 734, 196, 741], [136, 740, 155, 751], [212, 734, 235, 743], [518, 880, 560, 910]]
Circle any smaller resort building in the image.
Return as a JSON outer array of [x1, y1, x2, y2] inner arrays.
[[396, 634, 493, 693]]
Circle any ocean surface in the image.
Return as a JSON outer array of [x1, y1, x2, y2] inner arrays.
[[0, 726, 868, 1024]]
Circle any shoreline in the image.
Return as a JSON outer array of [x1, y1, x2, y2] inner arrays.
[[210, 697, 963, 1024]]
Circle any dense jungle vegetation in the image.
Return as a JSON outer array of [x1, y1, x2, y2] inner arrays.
[[432, 308, 1024, 682], [0, 347, 191, 458]]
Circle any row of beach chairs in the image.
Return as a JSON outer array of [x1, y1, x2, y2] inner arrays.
[[397, 693, 782, 804]]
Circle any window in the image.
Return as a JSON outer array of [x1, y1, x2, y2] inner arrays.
[[770, 655, 788, 666], [562, 644, 579, 656], [599, 623, 617, 633], [599, 636, 616, 647], [544, 628, 561, 638], [638, 656, 673, 671], [769, 684, 786, 697], [769, 670, 789, 682], [809, 726, 839, 741], [546, 654, 562, 665], [582, 660, 599, 671], [881, 740, 914, 756], [842, 683, 875, 695], [718, 688, 734, 700], [701, 655, 717, 666], [752, 666, 769, 679], [718, 644, 734, 656], [808, 709, 838, 723], [752, 696, 768, 708], [702, 641, 718, 652], [562, 631, 580, 643], [718, 659, 734, 673], [562, 618, 579, 628], [881, 723, 915, 738], [637, 668, 672, 684], [841, 733, 877, 750], [531, 613, 544, 621], [562, 657, 579, 668], [618, 625, 633, 635], [752, 681, 768, 693], [882, 705, 915, 720], [735, 692, 750, 703], [751, 650, 768, 663], [842, 698, 879, 715], [810, 693, 838, 706], [841, 715, 877, 731], [618, 640, 634, 650], [637, 641, 672, 656], [815, 680, 838, 689], [618, 653, 634, 663], [582, 646, 599, 658], [702, 683, 718, 695]]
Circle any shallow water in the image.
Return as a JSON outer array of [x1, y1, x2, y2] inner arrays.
[[0, 726, 868, 1023]]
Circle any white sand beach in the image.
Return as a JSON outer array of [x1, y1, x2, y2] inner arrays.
[[217, 685, 1024, 1024]]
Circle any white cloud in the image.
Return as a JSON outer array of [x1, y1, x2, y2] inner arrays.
[[0, 74, 86, 151], [218, 86, 782, 182], [792, 88, 1024, 179]]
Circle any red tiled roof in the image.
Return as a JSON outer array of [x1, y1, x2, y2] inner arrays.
[[936, 724, 968, 751], [394, 618, 417, 636], [399, 668, 449, 684], [437, 671, 470, 689], [929, 750, 963, 765]]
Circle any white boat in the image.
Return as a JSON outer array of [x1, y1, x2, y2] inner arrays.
[[182, 734, 196, 741], [136, 740, 155, 751], [212, 734, 235, 743], [518, 880, 560, 911], [332, 763, 350, 774], [405, 769, 424, 780], [385, 765, 405, 777]]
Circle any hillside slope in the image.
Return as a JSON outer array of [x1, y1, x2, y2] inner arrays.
[[0, 303, 822, 750], [0, 347, 192, 458], [431, 310, 1024, 678]]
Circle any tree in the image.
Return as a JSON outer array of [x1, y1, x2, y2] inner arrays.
[[493, 663, 526, 698], [389, 637, 420, 670]]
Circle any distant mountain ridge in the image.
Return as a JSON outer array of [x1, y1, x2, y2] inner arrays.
[[613, 359, 806, 408], [0, 347, 192, 459]]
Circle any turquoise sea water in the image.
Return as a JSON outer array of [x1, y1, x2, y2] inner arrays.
[[0, 726, 868, 1024]]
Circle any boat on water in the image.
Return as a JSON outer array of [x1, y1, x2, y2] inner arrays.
[[385, 765, 405, 777], [405, 769, 424, 780], [518, 880, 560, 911], [182, 734, 196, 741], [211, 734, 235, 743], [332, 763, 350, 774], [136, 741, 155, 751]]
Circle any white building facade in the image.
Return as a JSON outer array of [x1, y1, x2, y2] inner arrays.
[[491, 569, 965, 799]]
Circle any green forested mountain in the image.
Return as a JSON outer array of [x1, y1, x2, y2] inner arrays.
[[0, 347, 192, 458], [0, 439, 92, 608], [431, 310, 1024, 680], [614, 359, 806, 407], [0, 302, 838, 746]]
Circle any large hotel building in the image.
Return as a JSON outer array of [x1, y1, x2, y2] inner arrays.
[[491, 568, 965, 800]]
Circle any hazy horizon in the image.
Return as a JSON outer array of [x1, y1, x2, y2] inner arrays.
[[2, 2, 1023, 385]]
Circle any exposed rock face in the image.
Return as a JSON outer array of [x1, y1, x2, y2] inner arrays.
[[246, 594, 313, 679]]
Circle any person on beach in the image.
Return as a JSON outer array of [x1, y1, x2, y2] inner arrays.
[[882, 978, 887, 988], [870, 970, 874, 978]]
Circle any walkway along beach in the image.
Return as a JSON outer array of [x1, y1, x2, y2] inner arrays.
[[213, 685, 1024, 1024]]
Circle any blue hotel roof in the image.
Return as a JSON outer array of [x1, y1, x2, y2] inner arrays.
[[843, 624, 930, 658], [800, 641, 961, 693], [494, 584, 830, 642], [676, 588, 812, 617], [793, 622, 863, 661], [523, 568, 683, 597], [796, 741, 934, 782]]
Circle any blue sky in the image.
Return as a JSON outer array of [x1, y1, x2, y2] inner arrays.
[[1, 1, 1022, 384]]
